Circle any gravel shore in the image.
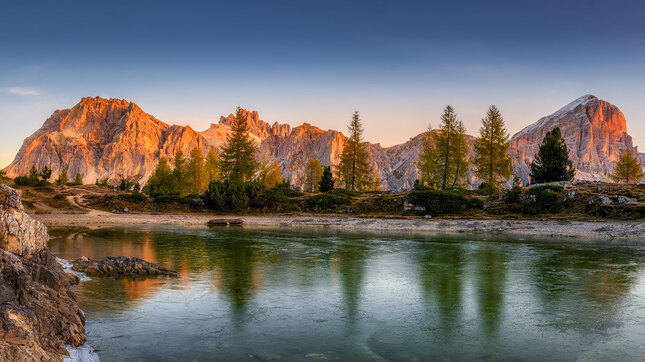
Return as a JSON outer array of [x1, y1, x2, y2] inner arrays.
[[32, 211, 645, 241]]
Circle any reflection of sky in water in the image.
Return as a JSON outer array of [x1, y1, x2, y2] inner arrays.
[[49, 226, 645, 361]]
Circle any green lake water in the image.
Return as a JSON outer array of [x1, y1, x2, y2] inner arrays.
[[48, 226, 645, 361]]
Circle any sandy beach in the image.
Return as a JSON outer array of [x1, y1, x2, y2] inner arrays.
[[32, 211, 645, 242]]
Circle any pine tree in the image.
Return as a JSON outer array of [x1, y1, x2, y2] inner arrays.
[[0, 170, 7, 183], [529, 127, 575, 184], [73, 173, 83, 185], [29, 166, 39, 181], [219, 107, 257, 182], [337, 111, 378, 191], [612, 148, 643, 184], [318, 166, 335, 192], [145, 157, 177, 196], [418, 105, 469, 189], [205, 149, 220, 183], [187, 148, 207, 194], [303, 157, 323, 192], [55, 169, 69, 185], [474, 105, 511, 192], [40, 166, 52, 182], [257, 160, 283, 188], [172, 150, 189, 195]]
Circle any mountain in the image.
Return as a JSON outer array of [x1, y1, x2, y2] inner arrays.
[[4, 94, 642, 189], [510, 94, 641, 184]]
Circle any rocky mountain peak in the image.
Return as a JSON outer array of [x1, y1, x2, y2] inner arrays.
[[219, 108, 291, 139], [510, 95, 636, 184]]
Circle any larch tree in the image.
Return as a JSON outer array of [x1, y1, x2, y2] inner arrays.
[[337, 111, 378, 191], [417, 105, 469, 189], [55, 168, 69, 185], [145, 157, 176, 196], [612, 148, 643, 184], [529, 127, 575, 184], [205, 149, 220, 183], [219, 107, 257, 182], [257, 160, 283, 188], [187, 148, 207, 194], [303, 157, 323, 192], [172, 150, 189, 195], [473, 105, 511, 192]]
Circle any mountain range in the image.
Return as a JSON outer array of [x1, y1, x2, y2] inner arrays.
[[4, 95, 642, 189]]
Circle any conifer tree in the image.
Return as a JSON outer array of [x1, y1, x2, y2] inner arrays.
[[29, 166, 39, 181], [172, 150, 189, 195], [205, 149, 220, 183], [40, 166, 52, 182], [318, 166, 335, 192], [73, 173, 83, 185], [303, 157, 323, 192], [146, 157, 176, 196], [529, 127, 575, 184], [474, 105, 511, 192], [0, 170, 7, 183], [219, 107, 257, 182], [612, 148, 643, 184], [337, 111, 378, 191], [418, 105, 469, 189], [257, 160, 283, 188], [55, 169, 69, 185], [187, 148, 207, 194]]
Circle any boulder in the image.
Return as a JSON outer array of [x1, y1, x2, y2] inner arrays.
[[72, 256, 178, 277]]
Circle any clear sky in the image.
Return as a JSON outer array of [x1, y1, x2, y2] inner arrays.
[[2, 0, 644, 168]]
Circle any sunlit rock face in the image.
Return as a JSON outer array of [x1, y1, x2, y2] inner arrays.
[[5, 95, 643, 189], [509, 95, 641, 184]]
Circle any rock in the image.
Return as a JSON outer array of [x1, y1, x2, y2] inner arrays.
[[72, 256, 178, 277], [207, 218, 244, 226], [599, 196, 612, 205], [617, 196, 633, 204], [423, 215, 432, 219], [0, 184, 49, 257], [510, 95, 642, 185], [403, 201, 414, 211], [0, 184, 86, 361], [413, 206, 426, 212], [123, 207, 129, 213]]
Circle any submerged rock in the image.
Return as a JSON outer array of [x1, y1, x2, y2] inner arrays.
[[0, 184, 86, 361], [72, 256, 178, 277]]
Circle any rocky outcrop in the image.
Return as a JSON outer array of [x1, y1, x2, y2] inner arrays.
[[510, 95, 640, 185], [0, 184, 86, 361], [72, 256, 178, 277]]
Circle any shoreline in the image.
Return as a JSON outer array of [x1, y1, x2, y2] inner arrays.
[[32, 212, 645, 242]]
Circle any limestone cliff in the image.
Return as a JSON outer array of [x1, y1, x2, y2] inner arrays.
[[510, 95, 640, 184], [0, 184, 86, 361]]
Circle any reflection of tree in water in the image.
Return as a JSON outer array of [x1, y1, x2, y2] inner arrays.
[[417, 243, 465, 335], [473, 246, 507, 344], [532, 245, 644, 331], [331, 241, 369, 328]]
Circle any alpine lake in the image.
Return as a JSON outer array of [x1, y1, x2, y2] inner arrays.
[[48, 225, 645, 361]]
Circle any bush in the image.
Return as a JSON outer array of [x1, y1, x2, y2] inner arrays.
[[328, 188, 361, 197], [119, 193, 148, 203], [14, 176, 46, 187], [305, 193, 351, 210], [153, 195, 202, 208], [53, 194, 66, 201], [202, 180, 265, 211], [407, 189, 483, 215], [520, 187, 563, 214]]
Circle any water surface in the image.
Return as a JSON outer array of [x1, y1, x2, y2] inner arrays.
[[48, 226, 645, 361]]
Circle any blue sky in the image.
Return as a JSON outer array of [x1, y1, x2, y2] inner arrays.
[[2, 0, 645, 167]]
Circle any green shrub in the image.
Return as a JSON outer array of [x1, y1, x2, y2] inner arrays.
[[329, 188, 361, 197], [22, 200, 35, 209], [153, 195, 202, 208], [521, 187, 562, 214], [53, 194, 66, 201], [119, 193, 148, 203], [407, 189, 483, 215], [202, 180, 265, 211], [14, 176, 46, 187], [305, 193, 351, 210]]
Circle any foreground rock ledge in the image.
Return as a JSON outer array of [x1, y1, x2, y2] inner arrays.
[[0, 184, 86, 361], [72, 256, 178, 277]]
